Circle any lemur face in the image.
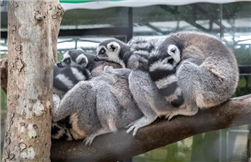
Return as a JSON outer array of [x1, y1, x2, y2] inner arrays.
[[57, 49, 88, 68], [153, 35, 183, 67], [95, 40, 121, 63], [166, 44, 181, 65]]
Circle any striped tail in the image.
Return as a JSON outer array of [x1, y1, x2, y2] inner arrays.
[[148, 55, 184, 108]]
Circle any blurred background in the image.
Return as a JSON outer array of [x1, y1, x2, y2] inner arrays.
[[1, 0, 251, 161]]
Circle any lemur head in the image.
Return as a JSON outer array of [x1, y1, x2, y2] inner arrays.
[[57, 49, 89, 69], [152, 34, 183, 67], [95, 39, 130, 68]]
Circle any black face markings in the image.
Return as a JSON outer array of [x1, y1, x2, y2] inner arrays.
[[167, 58, 174, 65], [56, 62, 65, 68], [64, 58, 71, 64], [149, 69, 174, 82], [148, 55, 159, 66]]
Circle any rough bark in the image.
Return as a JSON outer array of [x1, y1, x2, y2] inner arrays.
[[50, 94, 251, 162], [2, 1, 64, 162]]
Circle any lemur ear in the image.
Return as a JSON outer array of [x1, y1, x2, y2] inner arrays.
[[167, 44, 181, 63], [167, 45, 179, 55], [77, 55, 88, 66], [107, 42, 120, 52]]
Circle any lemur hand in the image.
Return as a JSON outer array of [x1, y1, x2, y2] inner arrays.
[[103, 65, 114, 73]]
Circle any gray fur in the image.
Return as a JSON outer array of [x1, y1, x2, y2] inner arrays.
[[53, 61, 143, 145], [98, 38, 174, 136], [53, 49, 95, 97], [149, 31, 239, 119], [100, 32, 239, 135]]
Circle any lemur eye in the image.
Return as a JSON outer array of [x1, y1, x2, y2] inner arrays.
[[101, 49, 105, 54], [64, 58, 71, 64]]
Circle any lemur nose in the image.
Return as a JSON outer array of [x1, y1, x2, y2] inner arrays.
[[94, 56, 101, 61], [56, 62, 64, 68]]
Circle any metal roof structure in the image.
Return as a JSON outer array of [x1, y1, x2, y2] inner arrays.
[[1, 0, 251, 72]]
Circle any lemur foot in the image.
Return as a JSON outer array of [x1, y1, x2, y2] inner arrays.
[[84, 129, 110, 145], [165, 112, 178, 121], [126, 116, 157, 136], [126, 124, 140, 136], [84, 135, 96, 146], [165, 106, 198, 121], [126, 118, 140, 136]]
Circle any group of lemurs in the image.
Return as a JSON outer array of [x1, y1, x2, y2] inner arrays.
[[52, 31, 239, 145]]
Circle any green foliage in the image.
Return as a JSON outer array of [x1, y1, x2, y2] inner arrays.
[[57, 53, 63, 61], [1, 89, 7, 110], [0, 54, 7, 59], [234, 76, 251, 97], [234, 47, 251, 66]]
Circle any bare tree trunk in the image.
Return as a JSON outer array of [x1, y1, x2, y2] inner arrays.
[[2, 1, 64, 161]]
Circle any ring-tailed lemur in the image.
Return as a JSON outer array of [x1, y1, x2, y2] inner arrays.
[[53, 49, 94, 97], [52, 49, 96, 141], [148, 42, 185, 108], [96, 37, 178, 136], [52, 59, 143, 145], [148, 31, 239, 120]]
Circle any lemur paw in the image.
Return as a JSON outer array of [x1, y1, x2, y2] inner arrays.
[[165, 112, 177, 121], [103, 65, 114, 73], [126, 124, 139, 136], [84, 135, 96, 146], [209, 68, 226, 82], [202, 63, 226, 82]]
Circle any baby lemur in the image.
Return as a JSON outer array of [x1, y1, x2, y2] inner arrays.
[[96, 31, 239, 135]]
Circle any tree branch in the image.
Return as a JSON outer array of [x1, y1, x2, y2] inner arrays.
[[50, 94, 251, 162]]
